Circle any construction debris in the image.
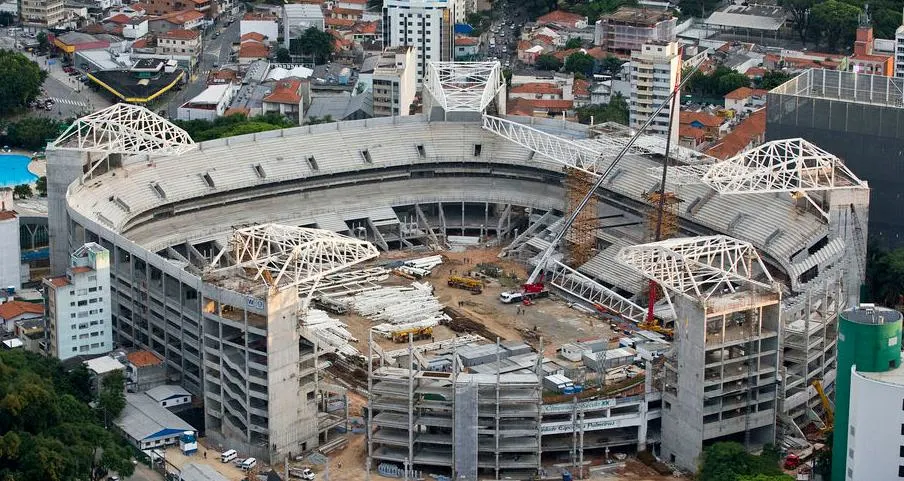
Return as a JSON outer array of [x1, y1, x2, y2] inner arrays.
[[338, 282, 449, 340], [301, 309, 361, 359]]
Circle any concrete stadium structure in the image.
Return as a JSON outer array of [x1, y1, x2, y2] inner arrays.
[[45, 62, 869, 473]]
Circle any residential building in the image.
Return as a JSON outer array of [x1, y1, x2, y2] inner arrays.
[[895, 21, 904, 77], [143, 0, 211, 17], [126, 350, 167, 391], [0, 301, 43, 336], [454, 35, 479, 59], [157, 28, 201, 56], [680, 111, 726, 142], [832, 304, 903, 481], [177, 84, 237, 121], [0, 211, 20, 292], [240, 12, 278, 41], [767, 68, 904, 246], [371, 46, 416, 117], [262, 77, 307, 123], [536, 9, 588, 29], [630, 41, 680, 146], [763, 50, 848, 72], [283, 4, 325, 49], [43, 243, 112, 361], [330, 6, 362, 20], [382, 0, 455, 83], [851, 21, 893, 76], [15, 318, 45, 353], [114, 392, 197, 450], [148, 10, 204, 33], [207, 68, 238, 85], [238, 36, 269, 64], [723, 86, 767, 113], [704, 108, 765, 159], [572, 78, 591, 108], [336, 0, 367, 10], [517, 42, 544, 65], [20, 0, 65, 27], [305, 94, 372, 122], [594, 7, 675, 57], [509, 82, 563, 101]]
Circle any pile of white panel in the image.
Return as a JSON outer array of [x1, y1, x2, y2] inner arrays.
[[341, 282, 449, 335], [395, 255, 444, 277], [302, 309, 361, 359]]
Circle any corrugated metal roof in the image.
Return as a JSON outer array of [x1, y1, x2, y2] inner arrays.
[[144, 384, 192, 402], [115, 393, 195, 442]]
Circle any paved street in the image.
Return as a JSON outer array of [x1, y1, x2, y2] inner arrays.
[[165, 19, 242, 118], [128, 463, 163, 481]]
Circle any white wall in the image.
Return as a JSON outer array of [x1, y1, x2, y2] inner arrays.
[[123, 20, 148, 39], [847, 367, 904, 481], [240, 19, 278, 41], [0, 216, 21, 292]]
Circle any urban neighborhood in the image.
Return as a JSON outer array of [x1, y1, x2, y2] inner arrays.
[[0, 0, 903, 480]]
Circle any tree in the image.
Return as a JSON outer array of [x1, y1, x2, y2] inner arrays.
[[466, 11, 493, 36], [780, 0, 815, 44], [289, 27, 335, 64], [275, 47, 291, 63], [13, 184, 33, 200], [173, 113, 295, 141], [564, 52, 596, 76], [565, 37, 583, 49], [536, 54, 563, 71], [36, 32, 49, 52], [698, 442, 786, 481], [684, 66, 752, 97], [810, 0, 861, 51], [305, 115, 335, 125], [717, 71, 751, 95], [599, 55, 625, 76], [35, 176, 47, 197], [5, 118, 62, 151], [0, 350, 135, 481], [502, 68, 512, 87], [575, 93, 629, 126], [97, 370, 126, 427], [0, 50, 47, 116], [757, 70, 794, 90]]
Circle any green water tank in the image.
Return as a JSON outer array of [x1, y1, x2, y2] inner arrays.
[[832, 304, 903, 481]]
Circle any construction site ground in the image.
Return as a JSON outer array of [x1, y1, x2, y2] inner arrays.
[[343, 246, 607, 356]]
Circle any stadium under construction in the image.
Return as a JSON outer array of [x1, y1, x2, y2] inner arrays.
[[45, 61, 869, 476]]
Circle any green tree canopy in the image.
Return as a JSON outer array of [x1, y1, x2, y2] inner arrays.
[[564, 52, 596, 76], [565, 37, 583, 49], [536, 54, 563, 71], [289, 27, 335, 64], [0, 50, 47, 116], [275, 47, 291, 63], [36, 32, 49, 52], [575, 93, 629, 126], [698, 442, 785, 481], [599, 55, 625, 76], [97, 370, 126, 428], [810, 0, 861, 51], [4, 117, 62, 151], [173, 113, 295, 141], [865, 241, 904, 307], [35, 176, 47, 197], [0, 350, 135, 481], [757, 70, 795, 90], [13, 184, 33, 200], [685, 65, 751, 97], [780, 0, 815, 43]]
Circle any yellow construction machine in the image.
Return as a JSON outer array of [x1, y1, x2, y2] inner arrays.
[[447, 276, 483, 294], [812, 379, 834, 433], [391, 326, 433, 343], [638, 319, 674, 340]]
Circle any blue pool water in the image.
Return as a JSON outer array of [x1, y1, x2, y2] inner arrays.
[[0, 154, 37, 187]]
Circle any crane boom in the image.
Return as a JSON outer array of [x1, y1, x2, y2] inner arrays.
[[524, 63, 701, 287]]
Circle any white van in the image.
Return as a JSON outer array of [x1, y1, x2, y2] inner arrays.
[[241, 457, 257, 471], [220, 449, 237, 463]]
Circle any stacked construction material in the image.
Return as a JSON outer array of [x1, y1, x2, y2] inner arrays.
[[394, 255, 444, 278], [302, 309, 361, 359], [341, 282, 449, 338]]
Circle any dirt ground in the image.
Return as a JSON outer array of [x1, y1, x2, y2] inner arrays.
[[340, 246, 604, 354]]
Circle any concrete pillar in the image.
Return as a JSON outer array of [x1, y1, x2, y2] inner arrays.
[[47, 148, 89, 275]]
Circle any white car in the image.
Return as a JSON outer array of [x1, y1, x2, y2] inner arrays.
[[301, 468, 316, 480]]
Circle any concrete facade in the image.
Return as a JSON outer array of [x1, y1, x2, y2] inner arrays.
[[630, 41, 680, 146], [382, 0, 455, 83], [0, 212, 21, 291], [372, 46, 417, 117]]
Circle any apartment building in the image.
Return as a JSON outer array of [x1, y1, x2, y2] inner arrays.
[[157, 29, 201, 56], [630, 41, 680, 146], [372, 46, 417, 117], [594, 7, 675, 57], [20, 0, 65, 28], [382, 0, 455, 82], [44, 243, 112, 361]]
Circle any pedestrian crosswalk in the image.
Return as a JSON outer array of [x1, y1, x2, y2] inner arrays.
[[49, 97, 89, 108]]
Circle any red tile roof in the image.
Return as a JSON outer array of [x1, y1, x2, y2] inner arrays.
[[352, 21, 377, 34], [679, 124, 706, 142], [510, 98, 574, 111], [156, 9, 204, 25], [724, 86, 766, 100], [552, 48, 580, 61], [681, 111, 723, 128], [537, 9, 586, 27], [240, 31, 266, 42], [131, 37, 150, 48], [130, 2, 147, 11], [705, 108, 766, 160], [160, 28, 199, 40], [510, 82, 562, 95], [46, 276, 70, 287], [534, 34, 556, 46], [0, 211, 16, 221], [517, 40, 532, 51], [224, 106, 250, 116], [0, 301, 43, 320], [70, 266, 93, 274], [573, 78, 590, 97], [331, 6, 361, 17], [264, 78, 303, 104], [239, 41, 269, 58], [745, 67, 766, 78], [127, 350, 164, 367], [243, 12, 277, 20], [325, 17, 355, 28], [455, 36, 479, 46], [108, 13, 132, 24]]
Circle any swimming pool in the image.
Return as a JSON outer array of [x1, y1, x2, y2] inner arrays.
[[0, 154, 37, 187]]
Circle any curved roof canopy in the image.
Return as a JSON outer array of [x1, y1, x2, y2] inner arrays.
[[49, 103, 195, 156]]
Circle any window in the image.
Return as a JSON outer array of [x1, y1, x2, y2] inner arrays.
[[848, 448, 853, 459], [77, 300, 87, 306], [416, 145, 425, 157], [162, 401, 168, 406], [70, 313, 76, 318], [89, 287, 97, 292], [899, 445, 904, 457], [473, 144, 482, 156], [72, 347, 78, 352], [898, 466, 904, 477], [306, 156, 319, 171], [360, 149, 373, 163]]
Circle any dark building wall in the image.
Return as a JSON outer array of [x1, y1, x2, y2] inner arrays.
[[766, 92, 904, 247]]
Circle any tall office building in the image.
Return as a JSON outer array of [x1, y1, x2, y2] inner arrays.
[[43, 242, 112, 361], [382, 0, 454, 83], [372, 46, 417, 117], [630, 41, 680, 147]]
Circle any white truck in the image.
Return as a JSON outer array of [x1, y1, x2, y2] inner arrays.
[[499, 289, 550, 304]]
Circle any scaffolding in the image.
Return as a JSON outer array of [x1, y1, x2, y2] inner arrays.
[[564, 167, 598, 266]]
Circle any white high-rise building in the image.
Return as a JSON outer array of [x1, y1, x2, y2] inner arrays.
[[43, 242, 112, 361], [372, 46, 418, 116], [630, 41, 680, 147], [0, 210, 21, 292], [382, 0, 455, 83], [895, 18, 904, 77]]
